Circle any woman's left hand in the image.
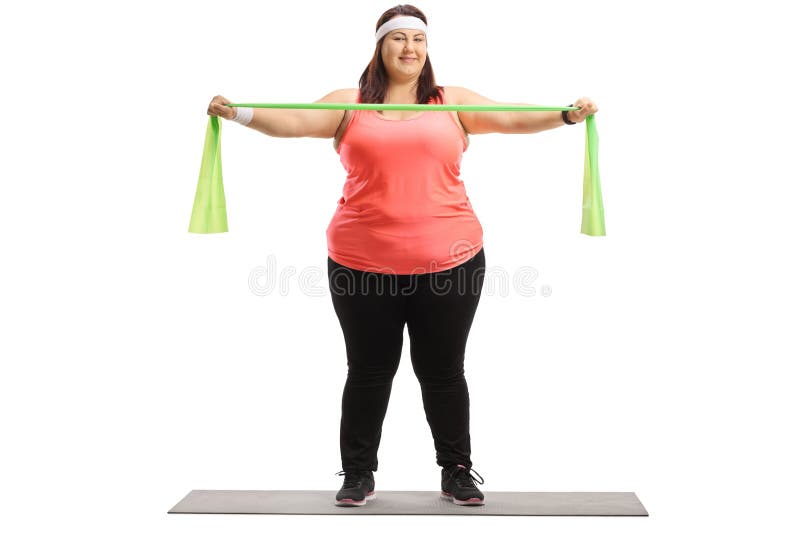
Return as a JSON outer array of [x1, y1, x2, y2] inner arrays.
[[566, 97, 599, 123]]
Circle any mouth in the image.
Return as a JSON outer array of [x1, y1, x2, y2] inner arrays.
[[400, 57, 417, 62]]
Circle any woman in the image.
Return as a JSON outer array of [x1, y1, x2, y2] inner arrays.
[[207, 4, 598, 508]]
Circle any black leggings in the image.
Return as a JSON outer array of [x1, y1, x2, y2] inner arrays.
[[327, 247, 486, 472]]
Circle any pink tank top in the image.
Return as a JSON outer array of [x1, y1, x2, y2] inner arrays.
[[326, 88, 484, 274]]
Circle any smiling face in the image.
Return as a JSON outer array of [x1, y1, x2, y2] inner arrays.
[[380, 26, 427, 81]]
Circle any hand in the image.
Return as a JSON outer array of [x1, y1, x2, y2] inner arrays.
[[566, 97, 598, 123], [207, 95, 237, 120]]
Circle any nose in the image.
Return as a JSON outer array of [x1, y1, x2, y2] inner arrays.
[[405, 39, 421, 51]]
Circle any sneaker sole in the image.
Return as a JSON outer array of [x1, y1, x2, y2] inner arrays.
[[440, 491, 484, 506], [335, 491, 376, 506]]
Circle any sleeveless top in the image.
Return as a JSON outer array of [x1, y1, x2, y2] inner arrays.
[[326, 87, 484, 274]]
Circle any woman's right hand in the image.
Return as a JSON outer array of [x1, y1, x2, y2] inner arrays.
[[207, 95, 237, 120]]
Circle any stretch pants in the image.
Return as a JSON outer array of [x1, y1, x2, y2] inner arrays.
[[327, 247, 486, 472]]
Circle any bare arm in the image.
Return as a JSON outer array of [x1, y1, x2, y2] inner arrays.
[[240, 88, 357, 138], [451, 86, 574, 135]]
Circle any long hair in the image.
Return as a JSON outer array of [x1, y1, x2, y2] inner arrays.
[[359, 4, 443, 105]]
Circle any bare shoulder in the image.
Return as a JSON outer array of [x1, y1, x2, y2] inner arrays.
[[316, 88, 359, 103], [443, 86, 507, 135], [443, 86, 497, 105], [442, 86, 464, 104]]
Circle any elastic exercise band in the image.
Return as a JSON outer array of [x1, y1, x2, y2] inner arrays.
[[189, 104, 604, 236], [228, 103, 579, 112]]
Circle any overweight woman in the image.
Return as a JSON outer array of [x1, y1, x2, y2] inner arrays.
[[207, 3, 598, 508]]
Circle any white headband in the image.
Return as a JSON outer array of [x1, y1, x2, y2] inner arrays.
[[375, 16, 427, 42]]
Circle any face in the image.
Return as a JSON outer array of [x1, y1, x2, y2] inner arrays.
[[380, 26, 427, 80]]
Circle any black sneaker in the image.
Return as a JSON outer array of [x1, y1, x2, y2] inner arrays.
[[441, 464, 485, 505], [334, 469, 376, 506]]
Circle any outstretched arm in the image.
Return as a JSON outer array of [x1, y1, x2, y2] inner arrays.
[[243, 88, 358, 138], [450, 86, 598, 134], [208, 89, 357, 138]]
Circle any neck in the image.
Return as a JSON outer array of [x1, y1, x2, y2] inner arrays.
[[385, 80, 419, 104]]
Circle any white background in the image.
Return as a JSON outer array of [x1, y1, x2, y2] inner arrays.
[[1, 0, 798, 532]]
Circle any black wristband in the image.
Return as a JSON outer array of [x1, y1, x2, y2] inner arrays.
[[562, 104, 576, 125]]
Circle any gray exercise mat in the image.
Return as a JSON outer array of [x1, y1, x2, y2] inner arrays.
[[168, 490, 648, 516]]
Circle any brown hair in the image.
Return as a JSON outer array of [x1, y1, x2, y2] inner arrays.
[[359, 4, 443, 105]]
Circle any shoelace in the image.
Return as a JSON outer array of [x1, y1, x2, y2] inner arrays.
[[449, 465, 485, 487], [335, 469, 371, 489]]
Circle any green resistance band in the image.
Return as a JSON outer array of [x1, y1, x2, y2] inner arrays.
[[189, 104, 605, 236]]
